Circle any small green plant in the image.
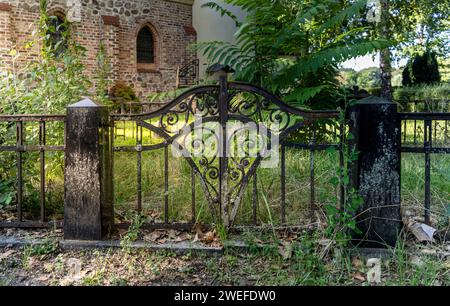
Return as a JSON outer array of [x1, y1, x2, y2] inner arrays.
[[0, 180, 15, 208], [22, 239, 58, 269], [120, 213, 145, 251], [215, 223, 228, 241], [324, 97, 363, 248], [110, 81, 139, 102], [94, 42, 113, 106]]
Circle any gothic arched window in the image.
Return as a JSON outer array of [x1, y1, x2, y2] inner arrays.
[[137, 26, 155, 64], [48, 12, 67, 56]]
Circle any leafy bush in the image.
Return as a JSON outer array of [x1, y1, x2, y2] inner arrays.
[[109, 81, 139, 102], [0, 0, 89, 217], [402, 51, 441, 86], [196, 0, 391, 109], [393, 83, 450, 111]]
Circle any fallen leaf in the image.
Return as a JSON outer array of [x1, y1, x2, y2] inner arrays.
[[167, 229, 178, 240], [36, 275, 49, 282], [66, 258, 82, 279], [352, 257, 363, 269], [407, 221, 436, 243], [202, 230, 216, 244], [0, 249, 15, 261], [192, 233, 200, 243], [278, 242, 292, 260], [143, 230, 166, 243], [420, 248, 437, 256], [366, 258, 381, 284], [175, 233, 192, 242]]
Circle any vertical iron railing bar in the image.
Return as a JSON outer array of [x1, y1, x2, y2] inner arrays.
[[111, 118, 116, 220], [16, 121, 23, 222], [164, 145, 169, 224], [280, 144, 286, 224], [39, 121, 46, 222], [339, 120, 345, 211], [136, 121, 142, 213], [218, 75, 229, 223], [252, 172, 258, 226], [309, 128, 316, 214], [413, 119, 417, 145], [424, 119, 432, 225], [191, 167, 196, 224], [446, 120, 449, 145], [403, 120, 407, 144]]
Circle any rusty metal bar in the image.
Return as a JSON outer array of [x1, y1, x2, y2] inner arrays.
[[39, 121, 46, 222], [339, 121, 345, 211], [252, 172, 258, 226], [218, 75, 229, 222], [280, 144, 286, 224], [164, 146, 169, 224], [136, 121, 142, 213], [403, 120, 407, 144], [191, 168, 196, 224], [0, 115, 65, 122], [16, 121, 23, 222], [399, 113, 450, 120], [0, 221, 63, 229], [111, 119, 116, 216], [116, 222, 194, 231], [0, 145, 64, 152], [446, 120, 449, 144], [424, 119, 432, 225], [413, 119, 417, 144], [309, 129, 316, 213]]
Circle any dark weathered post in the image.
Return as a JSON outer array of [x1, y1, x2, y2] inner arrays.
[[348, 96, 402, 247], [64, 99, 114, 240], [207, 64, 235, 227]]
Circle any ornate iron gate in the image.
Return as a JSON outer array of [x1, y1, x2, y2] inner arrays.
[[111, 75, 340, 228]]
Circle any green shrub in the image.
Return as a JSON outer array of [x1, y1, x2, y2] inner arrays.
[[393, 83, 450, 112], [109, 81, 139, 102], [402, 51, 441, 86]]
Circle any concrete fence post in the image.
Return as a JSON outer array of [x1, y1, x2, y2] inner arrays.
[[348, 96, 402, 247], [64, 99, 114, 240]]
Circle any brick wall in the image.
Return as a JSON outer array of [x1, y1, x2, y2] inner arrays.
[[0, 0, 197, 100]]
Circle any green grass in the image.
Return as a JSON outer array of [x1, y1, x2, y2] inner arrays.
[[1, 120, 448, 229], [112, 121, 450, 228]]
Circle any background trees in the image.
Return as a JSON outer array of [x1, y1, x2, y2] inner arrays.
[[402, 51, 441, 86], [198, 0, 449, 106], [197, 0, 390, 109]]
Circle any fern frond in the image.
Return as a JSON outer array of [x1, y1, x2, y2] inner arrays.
[[201, 2, 242, 27]]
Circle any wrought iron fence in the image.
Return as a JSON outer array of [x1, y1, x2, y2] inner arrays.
[[399, 112, 450, 224], [0, 115, 65, 228], [177, 59, 200, 88], [111, 81, 343, 229]]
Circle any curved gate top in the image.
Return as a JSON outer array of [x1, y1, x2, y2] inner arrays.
[[112, 72, 339, 227]]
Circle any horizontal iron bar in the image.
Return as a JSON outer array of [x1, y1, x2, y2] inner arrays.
[[0, 115, 66, 122], [116, 222, 196, 231], [0, 145, 65, 152], [283, 142, 339, 150], [114, 143, 167, 152], [0, 221, 63, 229], [401, 147, 450, 154], [399, 113, 450, 120]]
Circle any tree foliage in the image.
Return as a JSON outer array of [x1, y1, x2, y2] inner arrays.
[[0, 0, 90, 211], [402, 50, 441, 86], [390, 0, 450, 60], [197, 0, 391, 109]]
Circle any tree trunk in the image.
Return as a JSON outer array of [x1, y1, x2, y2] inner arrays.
[[379, 0, 392, 101]]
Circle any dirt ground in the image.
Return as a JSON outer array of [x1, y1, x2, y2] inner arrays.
[[0, 227, 449, 286]]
